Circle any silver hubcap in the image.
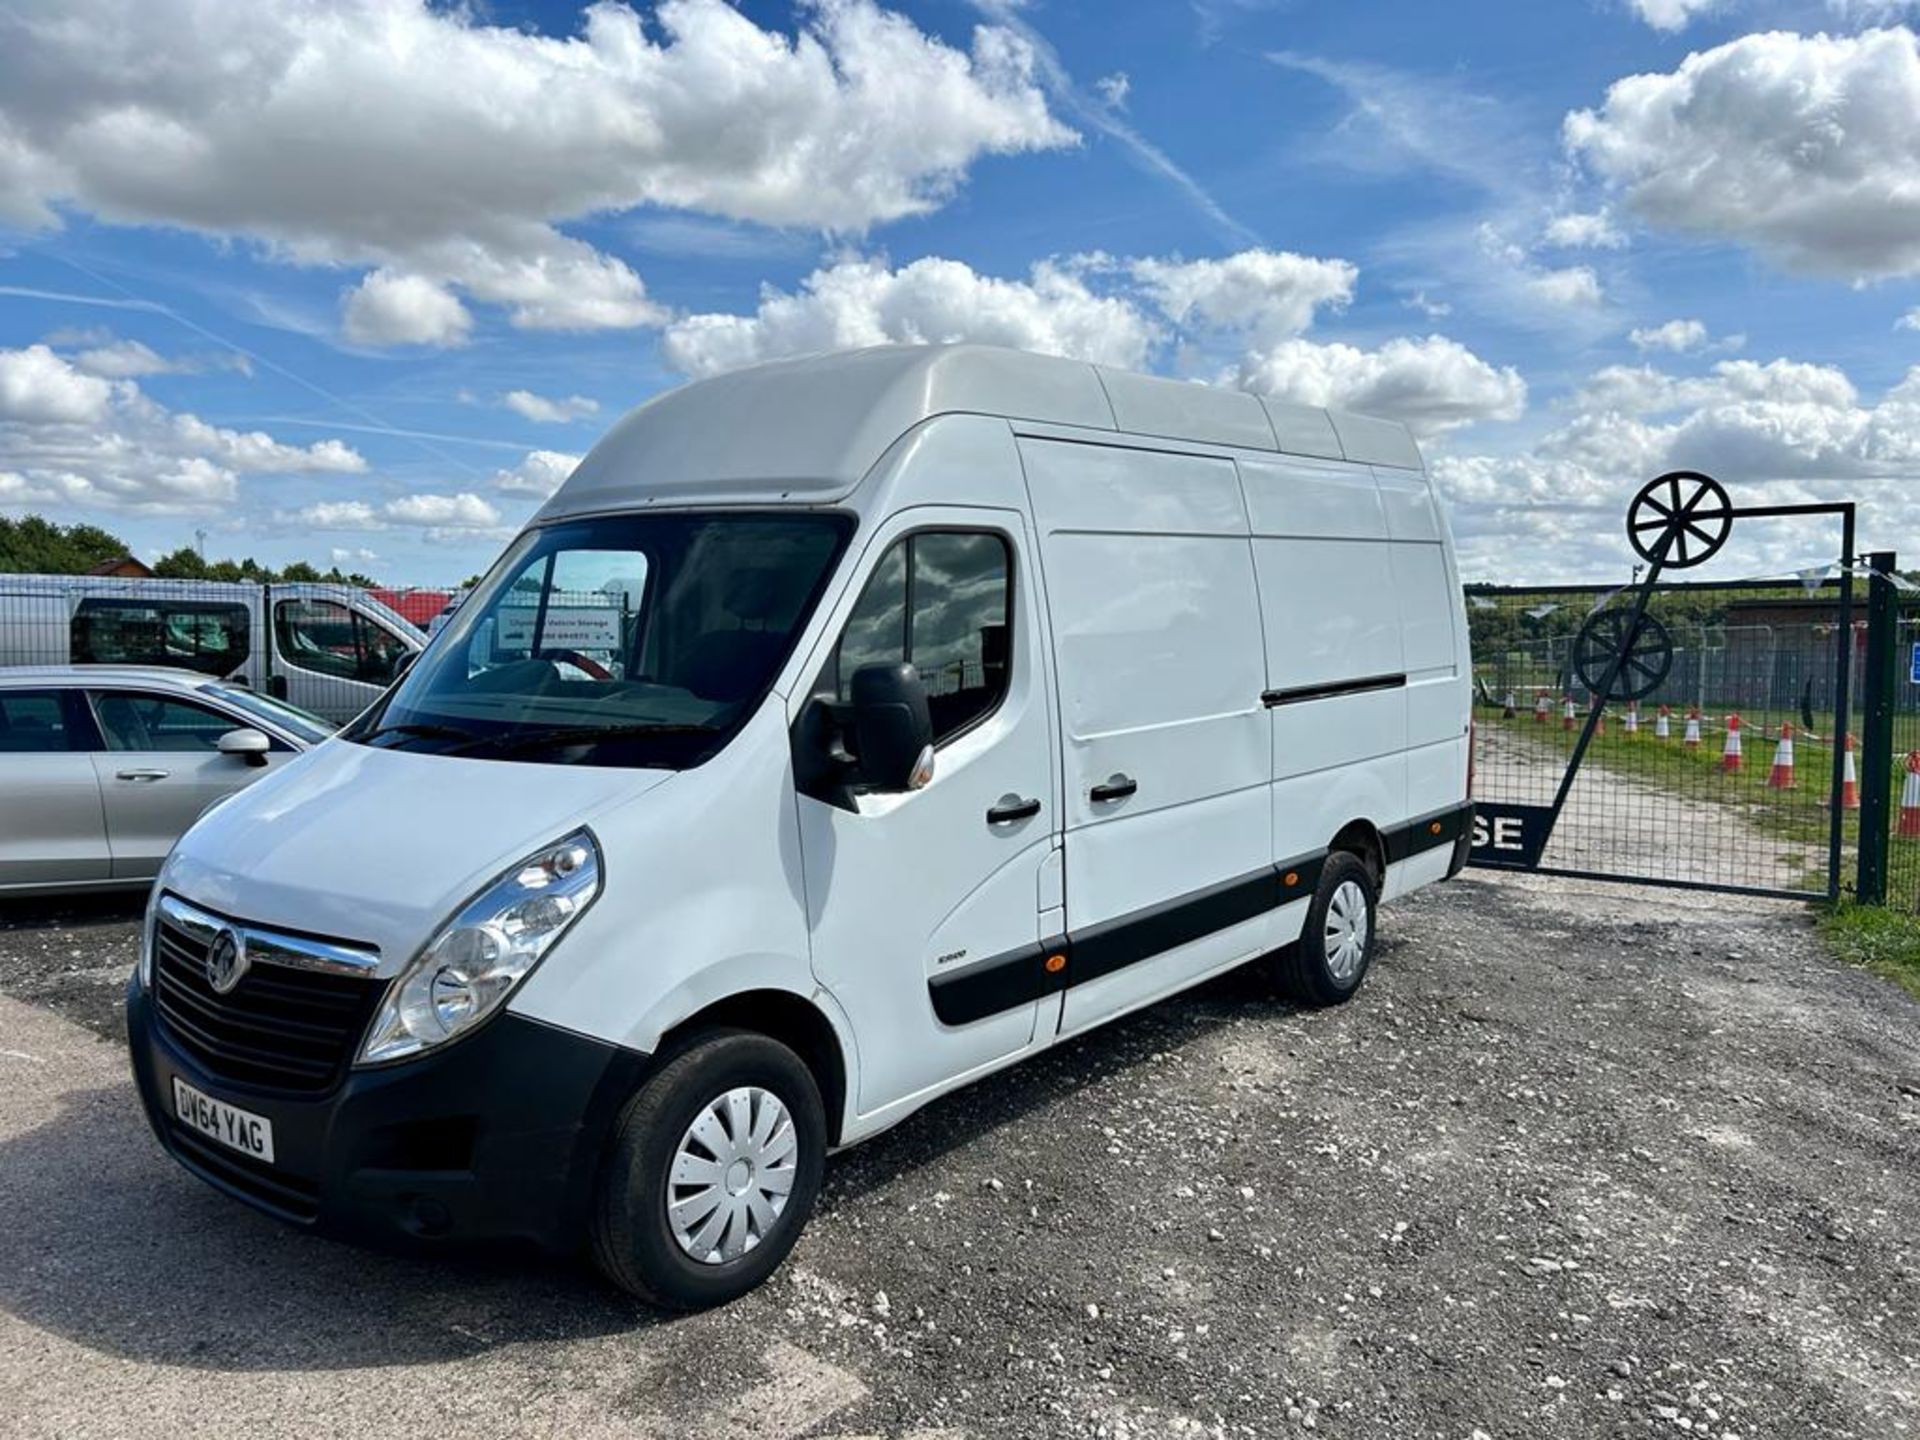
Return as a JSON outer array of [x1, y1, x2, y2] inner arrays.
[[1324, 879, 1371, 981], [667, 1086, 798, 1265]]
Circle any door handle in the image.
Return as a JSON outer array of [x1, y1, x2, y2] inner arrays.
[[986, 796, 1042, 825], [115, 769, 170, 782], [1089, 775, 1138, 803]]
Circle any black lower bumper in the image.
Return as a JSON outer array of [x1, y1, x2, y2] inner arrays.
[[127, 978, 649, 1252]]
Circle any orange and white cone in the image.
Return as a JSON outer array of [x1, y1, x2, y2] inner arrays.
[[1722, 714, 1743, 772], [1767, 722, 1795, 789], [1655, 704, 1672, 741], [1624, 700, 1640, 738], [1840, 732, 1860, 810], [1900, 752, 1920, 838], [1503, 689, 1517, 719], [1683, 707, 1701, 748], [1562, 696, 1577, 731], [1534, 691, 1550, 724]]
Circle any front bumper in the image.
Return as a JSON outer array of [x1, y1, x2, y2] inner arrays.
[[127, 977, 649, 1251]]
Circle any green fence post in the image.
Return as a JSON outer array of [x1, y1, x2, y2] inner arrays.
[[1857, 551, 1898, 905]]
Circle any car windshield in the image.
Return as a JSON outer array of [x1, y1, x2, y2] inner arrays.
[[200, 683, 337, 744], [345, 511, 852, 768]]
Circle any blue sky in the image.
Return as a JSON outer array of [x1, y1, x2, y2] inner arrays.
[[3, 0, 1918, 584]]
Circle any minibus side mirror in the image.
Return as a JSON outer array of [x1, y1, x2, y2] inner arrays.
[[849, 663, 935, 794], [217, 727, 272, 768]]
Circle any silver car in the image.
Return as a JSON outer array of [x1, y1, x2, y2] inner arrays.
[[0, 666, 334, 896]]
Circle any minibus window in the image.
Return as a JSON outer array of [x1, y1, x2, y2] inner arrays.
[[347, 512, 852, 768], [70, 599, 251, 677], [826, 530, 1011, 746]]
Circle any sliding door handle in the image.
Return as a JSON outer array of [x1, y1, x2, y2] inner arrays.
[[1089, 775, 1137, 803], [987, 795, 1042, 825]]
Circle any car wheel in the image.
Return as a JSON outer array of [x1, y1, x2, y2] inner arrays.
[[591, 1028, 825, 1309], [1274, 850, 1379, 1007]]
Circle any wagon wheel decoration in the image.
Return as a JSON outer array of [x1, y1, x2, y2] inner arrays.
[[1627, 470, 1732, 569], [1573, 608, 1674, 702]]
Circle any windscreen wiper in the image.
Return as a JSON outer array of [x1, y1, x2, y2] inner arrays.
[[450, 721, 720, 757], [359, 720, 483, 746]]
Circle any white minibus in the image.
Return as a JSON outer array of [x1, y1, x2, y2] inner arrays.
[[126, 345, 1473, 1308]]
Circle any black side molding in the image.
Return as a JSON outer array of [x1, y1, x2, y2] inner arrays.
[[927, 849, 1328, 1028], [1262, 673, 1407, 708], [1382, 801, 1474, 863]]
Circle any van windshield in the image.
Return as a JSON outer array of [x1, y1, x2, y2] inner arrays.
[[344, 512, 852, 768]]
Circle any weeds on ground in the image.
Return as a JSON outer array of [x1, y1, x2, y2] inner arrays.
[[1817, 902, 1920, 1001]]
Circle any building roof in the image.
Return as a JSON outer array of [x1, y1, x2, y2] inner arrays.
[[537, 344, 1423, 523]]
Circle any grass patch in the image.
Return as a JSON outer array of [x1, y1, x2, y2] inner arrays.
[[1817, 901, 1920, 1000]]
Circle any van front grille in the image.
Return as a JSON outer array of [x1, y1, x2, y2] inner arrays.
[[153, 911, 380, 1095]]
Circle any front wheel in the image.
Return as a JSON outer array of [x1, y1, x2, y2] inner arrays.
[[1274, 851, 1379, 1006], [591, 1029, 825, 1309]]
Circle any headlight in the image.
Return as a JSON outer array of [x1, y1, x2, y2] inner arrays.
[[358, 829, 602, 1065], [136, 883, 160, 989]]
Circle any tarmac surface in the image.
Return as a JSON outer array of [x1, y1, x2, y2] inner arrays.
[[2, 873, 1918, 1439]]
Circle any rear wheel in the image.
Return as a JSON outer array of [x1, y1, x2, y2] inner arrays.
[[591, 1029, 825, 1309], [1274, 850, 1378, 1006]]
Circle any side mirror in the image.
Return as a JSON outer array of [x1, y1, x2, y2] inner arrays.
[[217, 727, 272, 768], [850, 663, 934, 793]]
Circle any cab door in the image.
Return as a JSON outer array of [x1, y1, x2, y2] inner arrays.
[[795, 510, 1062, 1121], [86, 689, 296, 880]]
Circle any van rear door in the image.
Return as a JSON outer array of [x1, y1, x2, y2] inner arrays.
[[1020, 438, 1273, 1036]]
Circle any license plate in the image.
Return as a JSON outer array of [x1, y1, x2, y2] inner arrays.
[[172, 1076, 275, 1164]]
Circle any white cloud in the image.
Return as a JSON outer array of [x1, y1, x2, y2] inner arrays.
[[1095, 71, 1131, 109], [662, 254, 1161, 377], [1403, 291, 1453, 319], [1623, 0, 1722, 31], [0, 0, 1073, 334], [1126, 249, 1356, 343], [330, 546, 379, 566], [1898, 306, 1920, 331], [1629, 319, 1709, 353], [299, 492, 505, 532], [67, 338, 178, 378], [1233, 335, 1528, 437], [502, 391, 600, 425], [1524, 265, 1604, 308], [0, 344, 365, 514], [494, 450, 583, 498], [1542, 211, 1625, 250], [1566, 28, 1920, 280], [0, 344, 114, 423], [341, 271, 474, 348], [1436, 354, 1920, 576]]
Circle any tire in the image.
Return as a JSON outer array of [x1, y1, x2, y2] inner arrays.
[[1274, 850, 1379, 1007], [591, 1029, 825, 1309]]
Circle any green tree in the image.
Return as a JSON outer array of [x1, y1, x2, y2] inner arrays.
[[0, 516, 132, 573]]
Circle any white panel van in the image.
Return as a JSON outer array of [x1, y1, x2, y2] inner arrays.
[[126, 345, 1473, 1308], [0, 576, 424, 722]]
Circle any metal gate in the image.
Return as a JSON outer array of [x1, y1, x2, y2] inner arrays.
[[1466, 474, 1857, 901]]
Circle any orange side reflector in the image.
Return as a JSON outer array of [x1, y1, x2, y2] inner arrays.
[[1283, 870, 1299, 886], [1429, 821, 1443, 835], [1044, 953, 1067, 974]]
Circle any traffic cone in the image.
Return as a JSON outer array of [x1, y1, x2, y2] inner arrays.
[[1562, 696, 1576, 731], [1503, 689, 1516, 719], [1534, 691, 1550, 724], [1683, 707, 1701, 749], [1722, 714, 1743, 773], [1900, 753, 1920, 838], [1767, 723, 1795, 789], [1840, 732, 1859, 810], [1624, 700, 1640, 738], [1655, 704, 1672, 741]]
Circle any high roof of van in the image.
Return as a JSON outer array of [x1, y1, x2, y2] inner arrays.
[[536, 344, 1424, 523]]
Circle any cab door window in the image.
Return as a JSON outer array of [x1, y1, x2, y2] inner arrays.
[[274, 599, 404, 684], [92, 692, 281, 752], [827, 531, 1012, 745]]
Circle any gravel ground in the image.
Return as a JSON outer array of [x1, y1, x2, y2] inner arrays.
[[2, 874, 1919, 1440]]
